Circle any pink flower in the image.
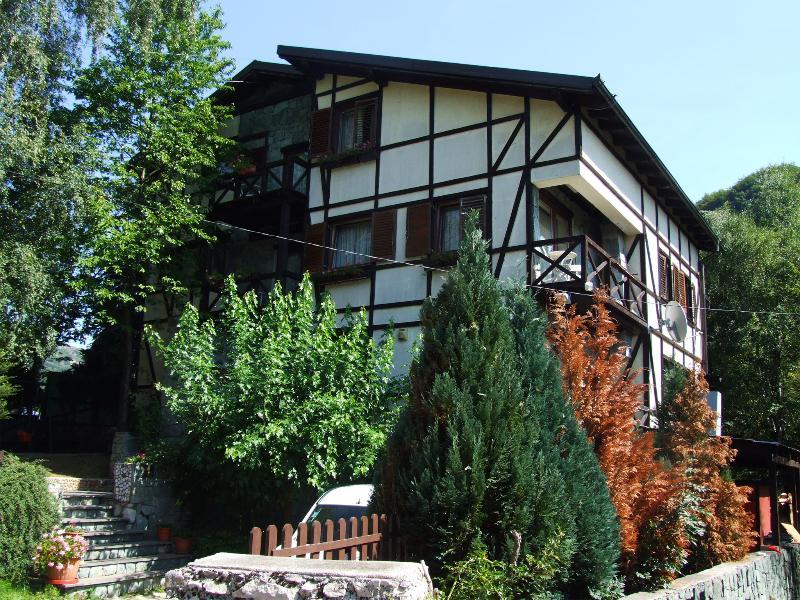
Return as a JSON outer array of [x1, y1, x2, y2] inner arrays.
[[47, 562, 54, 568], [55, 564, 64, 570]]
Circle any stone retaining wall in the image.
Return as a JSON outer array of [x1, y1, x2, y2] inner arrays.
[[165, 553, 434, 600], [112, 462, 183, 531], [624, 545, 800, 600]]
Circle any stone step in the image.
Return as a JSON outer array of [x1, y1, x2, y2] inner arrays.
[[62, 503, 114, 519], [81, 529, 148, 546], [85, 540, 174, 561], [61, 490, 115, 507], [58, 570, 167, 598], [62, 517, 131, 532], [78, 553, 191, 579]]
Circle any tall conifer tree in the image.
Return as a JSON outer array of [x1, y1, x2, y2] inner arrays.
[[505, 286, 621, 596], [373, 214, 575, 587]]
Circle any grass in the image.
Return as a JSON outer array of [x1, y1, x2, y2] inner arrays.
[[0, 580, 60, 600]]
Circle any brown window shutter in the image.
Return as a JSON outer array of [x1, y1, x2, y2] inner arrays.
[[372, 210, 396, 261], [658, 252, 669, 300], [460, 195, 487, 237], [406, 202, 431, 258], [310, 108, 332, 157], [304, 222, 326, 273], [673, 267, 687, 310]]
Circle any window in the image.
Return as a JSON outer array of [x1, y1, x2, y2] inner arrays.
[[335, 98, 377, 152], [537, 192, 572, 252], [436, 196, 486, 252], [331, 220, 371, 268]]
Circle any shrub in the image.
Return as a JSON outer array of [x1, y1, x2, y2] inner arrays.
[[0, 453, 60, 583]]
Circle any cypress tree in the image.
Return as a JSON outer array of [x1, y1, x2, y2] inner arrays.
[[373, 214, 574, 586], [505, 286, 621, 596]]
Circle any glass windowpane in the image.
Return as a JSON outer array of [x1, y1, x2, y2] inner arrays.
[[440, 206, 461, 252], [332, 221, 371, 268]]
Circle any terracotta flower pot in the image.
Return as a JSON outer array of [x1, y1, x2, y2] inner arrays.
[[174, 536, 192, 554], [157, 526, 172, 542], [45, 558, 80, 584]]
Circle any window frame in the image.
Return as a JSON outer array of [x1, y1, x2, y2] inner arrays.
[[434, 194, 487, 252], [328, 217, 373, 269], [332, 94, 378, 153], [537, 191, 573, 241]]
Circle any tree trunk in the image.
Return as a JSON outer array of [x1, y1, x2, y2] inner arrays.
[[116, 306, 134, 431]]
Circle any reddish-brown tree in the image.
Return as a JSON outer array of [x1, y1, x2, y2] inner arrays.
[[548, 290, 688, 586], [660, 370, 755, 568]]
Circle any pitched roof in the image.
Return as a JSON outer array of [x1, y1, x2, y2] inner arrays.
[[276, 46, 717, 251]]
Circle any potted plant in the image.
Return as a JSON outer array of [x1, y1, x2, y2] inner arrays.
[[33, 527, 89, 585], [173, 530, 192, 555], [156, 523, 172, 542]]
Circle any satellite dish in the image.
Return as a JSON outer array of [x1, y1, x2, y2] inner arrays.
[[662, 301, 688, 343]]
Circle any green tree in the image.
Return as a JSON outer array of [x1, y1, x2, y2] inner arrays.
[[150, 274, 396, 515], [504, 286, 621, 597], [0, 1, 104, 373], [699, 164, 800, 445], [74, 1, 234, 427], [373, 215, 577, 594]]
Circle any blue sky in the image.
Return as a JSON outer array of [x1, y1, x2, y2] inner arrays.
[[219, 1, 799, 202]]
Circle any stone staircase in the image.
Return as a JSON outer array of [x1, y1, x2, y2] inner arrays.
[[55, 487, 191, 598]]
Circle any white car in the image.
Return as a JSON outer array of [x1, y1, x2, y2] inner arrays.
[[300, 484, 374, 525]]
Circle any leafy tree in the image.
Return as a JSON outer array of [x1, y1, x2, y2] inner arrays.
[[548, 292, 687, 590], [74, 1, 234, 427], [0, 1, 103, 371], [373, 215, 576, 594], [504, 286, 620, 597], [659, 370, 754, 570], [150, 274, 396, 515], [699, 164, 800, 446]]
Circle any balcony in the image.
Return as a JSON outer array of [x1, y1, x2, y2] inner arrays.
[[531, 234, 647, 325], [210, 153, 309, 210]]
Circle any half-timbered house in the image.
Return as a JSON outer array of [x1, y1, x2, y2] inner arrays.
[[135, 47, 718, 425]]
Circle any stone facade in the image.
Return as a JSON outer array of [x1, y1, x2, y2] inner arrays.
[[237, 95, 312, 162], [165, 553, 434, 600], [113, 462, 184, 531], [624, 545, 800, 600]]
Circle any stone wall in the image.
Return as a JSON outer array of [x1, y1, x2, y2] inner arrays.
[[238, 95, 312, 162], [165, 553, 434, 600], [113, 462, 183, 531], [624, 545, 800, 600]]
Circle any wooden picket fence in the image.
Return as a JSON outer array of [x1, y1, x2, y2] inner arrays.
[[249, 513, 406, 561]]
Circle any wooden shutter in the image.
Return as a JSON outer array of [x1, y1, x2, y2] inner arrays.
[[673, 267, 687, 311], [309, 108, 332, 157], [460, 196, 487, 237], [406, 202, 431, 258], [372, 210, 396, 261], [355, 99, 376, 146], [304, 222, 326, 273], [658, 252, 669, 300]]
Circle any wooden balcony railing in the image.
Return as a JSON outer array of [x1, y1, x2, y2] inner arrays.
[[211, 154, 309, 208], [531, 234, 647, 323]]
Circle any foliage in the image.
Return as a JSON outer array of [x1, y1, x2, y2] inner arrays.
[[32, 527, 89, 572], [547, 291, 687, 590], [660, 370, 755, 570], [699, 164, 800, 447], [504, 286, 620, 596], [0, 453, 60, 583], [74, 2, 233, 322], [374, 214, 581, 596], [0, 0, 103, 369], [0, 352, 17, 420], [150, 273, 396, 507]]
